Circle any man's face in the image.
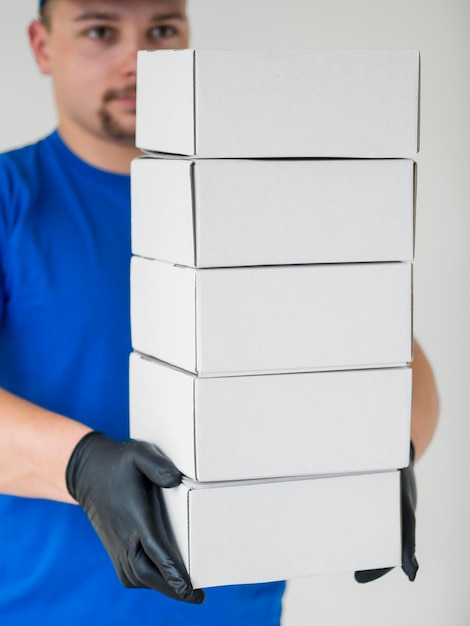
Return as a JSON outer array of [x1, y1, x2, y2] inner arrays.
[[31, 0, 189, 145]]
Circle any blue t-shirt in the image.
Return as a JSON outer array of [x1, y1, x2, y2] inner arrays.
[[0, 131, 285, 625]]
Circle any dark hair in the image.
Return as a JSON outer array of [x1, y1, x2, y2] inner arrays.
[[39, 0, 53, 30]]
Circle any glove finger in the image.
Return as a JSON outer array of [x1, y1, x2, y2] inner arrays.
[[401, 487, 418, 581], [401, 453, 418, 581], [134, 486, 196, 600], [402, 553, 419, 581], [133, 441, 182, 488], [130, 543, 205, 604], [402, 455, 417, 510], [106, 535, 180, 599], [354, 567, 394, 583]]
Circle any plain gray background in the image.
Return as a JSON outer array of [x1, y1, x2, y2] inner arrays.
[[1, 1, 469, 624]]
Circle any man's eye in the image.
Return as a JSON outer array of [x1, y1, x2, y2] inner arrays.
[[86, 26, 114, 41], [149, 25, 176, 39]]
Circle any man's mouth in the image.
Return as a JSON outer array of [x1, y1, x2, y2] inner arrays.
[[116, 94, 136, 107], [103, 86, 137, 107]]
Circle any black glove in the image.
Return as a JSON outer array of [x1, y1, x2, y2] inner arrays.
[[66, 431, 205, 604], [355, 442, 418, 583]]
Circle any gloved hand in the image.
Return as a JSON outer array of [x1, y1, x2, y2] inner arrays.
[[66, 431, 205, 604], [355, 442, 418, 583]]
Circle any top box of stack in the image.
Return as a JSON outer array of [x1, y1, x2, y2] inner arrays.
[[136, 49, 420, 158]]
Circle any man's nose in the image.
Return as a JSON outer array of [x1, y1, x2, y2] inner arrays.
[[118, 33, 146, 78]]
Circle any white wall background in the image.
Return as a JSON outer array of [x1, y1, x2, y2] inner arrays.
[[1, 1, 469, 624]]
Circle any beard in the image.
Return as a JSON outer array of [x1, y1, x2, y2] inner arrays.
[[98, 85, 137, 143]]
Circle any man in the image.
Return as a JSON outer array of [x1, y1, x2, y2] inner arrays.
[[0, 0, 439, 624]]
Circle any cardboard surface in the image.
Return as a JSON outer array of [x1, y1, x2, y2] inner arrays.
[[130, 258, 413, 376], [130, 353, 412, 481], [131, 157, 415, 267], [136, 49, 420, 158], [163, 471, 401, 588]]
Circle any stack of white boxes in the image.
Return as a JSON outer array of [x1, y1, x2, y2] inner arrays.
[[130, 49, 419, 589]]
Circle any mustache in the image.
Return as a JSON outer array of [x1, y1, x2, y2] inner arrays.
[[102, 85, 137, 103]]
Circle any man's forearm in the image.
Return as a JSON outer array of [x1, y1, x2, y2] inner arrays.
[[411, 339, 439, 461], [0, 388, 91, 502]]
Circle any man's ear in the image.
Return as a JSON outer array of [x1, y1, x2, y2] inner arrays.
[[29, 20, 52, 76]]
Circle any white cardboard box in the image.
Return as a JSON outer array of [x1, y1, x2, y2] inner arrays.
[[130, 353, 412, 481], [163, 471, 401, 588], [130, 258, 413, 376], [131, 157, 416, 267], [136, 49, 420, 158]]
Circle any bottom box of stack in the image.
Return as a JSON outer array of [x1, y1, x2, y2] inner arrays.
[[162, 471, 401, 588]]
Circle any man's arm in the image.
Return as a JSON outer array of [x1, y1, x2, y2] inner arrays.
[[0, 387, 204, 602], [355, 338, 438, 584], [410, 339, 439, 461], [0, 387, 91, 502]]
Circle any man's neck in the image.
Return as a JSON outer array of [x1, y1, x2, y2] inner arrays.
[[58, 124, 141, 175]]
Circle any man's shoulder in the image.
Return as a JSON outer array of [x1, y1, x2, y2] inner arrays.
[[0, 133, 59, 233], [0, 132, 53, 166], [0, 132, 56, 186]]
